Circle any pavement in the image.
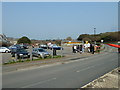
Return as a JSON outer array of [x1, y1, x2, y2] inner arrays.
[[82, 67, 120, 88]]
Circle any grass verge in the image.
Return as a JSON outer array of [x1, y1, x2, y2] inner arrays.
[[3, 55, 65, 65]]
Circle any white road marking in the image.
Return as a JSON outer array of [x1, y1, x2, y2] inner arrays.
[[22, 77, 56, 88], [76, 65, 95, 73]]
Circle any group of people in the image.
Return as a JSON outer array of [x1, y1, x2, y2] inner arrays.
[[72, 43, 100, 54], [72, 45, 83, 54]]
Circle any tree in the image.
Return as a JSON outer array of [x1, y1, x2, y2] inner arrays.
[[17, 36, 31, 44], [66, 37, 72, 41], [77, 34, 91, 41]]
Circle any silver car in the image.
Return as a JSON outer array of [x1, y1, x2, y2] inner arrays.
[[32, 48, 50, 58]]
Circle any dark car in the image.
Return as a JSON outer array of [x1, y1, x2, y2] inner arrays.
[[20, 44, 29, 49], [9, 45, 21, 50], [11, 48, 30, 59], [48, 44, 63, 50]]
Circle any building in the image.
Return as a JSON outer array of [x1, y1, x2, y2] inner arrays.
[[0, 34, 11, 46], [62, 40, 83, 46]]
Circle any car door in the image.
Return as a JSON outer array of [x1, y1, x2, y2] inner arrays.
[[33, 49, 38, 56], [35, 49, 39, 56]]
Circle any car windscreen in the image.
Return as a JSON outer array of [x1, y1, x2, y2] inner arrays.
[[38, 49, 45, 52], [17, 49, 27, 52]]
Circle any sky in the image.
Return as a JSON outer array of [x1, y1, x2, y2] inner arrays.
[[2, 2, 118, 40], [0, 2, 2, 34]]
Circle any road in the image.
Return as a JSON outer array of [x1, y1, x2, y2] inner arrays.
[[2, 46, 119, 88]]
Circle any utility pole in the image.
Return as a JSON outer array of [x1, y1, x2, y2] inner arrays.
[[94, 28, 96, 44]]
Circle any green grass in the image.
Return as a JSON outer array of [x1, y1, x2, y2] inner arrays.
[[3, 55, 65, 65]]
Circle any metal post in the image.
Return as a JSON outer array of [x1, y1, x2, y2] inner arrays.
[[30, 46, 33, 60], [52, 47, 53, 58], [61, 40, 63, 57], [15, 53, 17, 62]]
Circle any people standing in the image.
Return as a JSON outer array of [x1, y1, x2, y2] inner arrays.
[[72, 45, 75, 53], [90, 43, 92, 53], [87, 43, 90, 53], [82, 44, 85, 53], [74, 45, 77, 53], [91, 43, 95, 54], [80, 45, 82, 54], [77, 45, 80, 53], [73, 45, 77, 53]]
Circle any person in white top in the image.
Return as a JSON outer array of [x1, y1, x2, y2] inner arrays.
[[74, 45, 77, 53], [87, 43, 90, 52]]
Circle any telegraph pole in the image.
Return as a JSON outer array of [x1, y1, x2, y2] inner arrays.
[[94, 28, 96, 44]]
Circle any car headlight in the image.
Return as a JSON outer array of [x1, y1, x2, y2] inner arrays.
[[19, 54, 23, 56]]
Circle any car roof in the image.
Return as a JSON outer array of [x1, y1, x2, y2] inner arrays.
[[0, 47, 7, 48], [33, 48, 44, 50]]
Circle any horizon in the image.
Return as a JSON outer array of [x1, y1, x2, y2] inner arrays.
[[3, 30, 118, 40]]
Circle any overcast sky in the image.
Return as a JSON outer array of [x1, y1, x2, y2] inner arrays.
[[2, 2, 118, 40]]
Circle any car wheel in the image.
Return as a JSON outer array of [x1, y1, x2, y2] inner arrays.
[[5, 50, 9, 53], [38, 54, 42, 58]]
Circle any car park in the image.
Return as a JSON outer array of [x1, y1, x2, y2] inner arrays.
[[11, 48, 30, 59], [32, 48, 50, 58], [0, 47, 11, 53]]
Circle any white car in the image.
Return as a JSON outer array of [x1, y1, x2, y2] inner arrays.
[[0, 47, 11, 53]]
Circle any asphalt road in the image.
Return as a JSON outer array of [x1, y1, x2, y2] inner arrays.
[[2, 46, 119, 88]]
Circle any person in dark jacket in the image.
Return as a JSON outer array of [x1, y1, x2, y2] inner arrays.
[[77, 45, 80, 52], [72, 45, 75, 53], [92, 44, 95, 54], [90, 43, 92, 53], [80, 45, 82, 54]]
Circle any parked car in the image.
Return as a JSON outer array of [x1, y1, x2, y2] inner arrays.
[[32, 48, 50, 58], [0, 47, 11, 53], [11, 48, 30, 59], [39, 44, 48, 49], [20, 44, 29, 49], [48, 44, 62, 50], [9, 45, 21, 50]]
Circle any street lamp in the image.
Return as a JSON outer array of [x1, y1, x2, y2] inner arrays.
[[94, 28, 96, 44]]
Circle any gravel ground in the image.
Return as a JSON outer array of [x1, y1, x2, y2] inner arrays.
[[82, 67, 120, 88]]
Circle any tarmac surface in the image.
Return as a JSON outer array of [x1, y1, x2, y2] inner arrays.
[[2, 45, 118, 88]]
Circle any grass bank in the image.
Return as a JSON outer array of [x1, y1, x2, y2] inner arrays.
[[3, 55, 65, 65]]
